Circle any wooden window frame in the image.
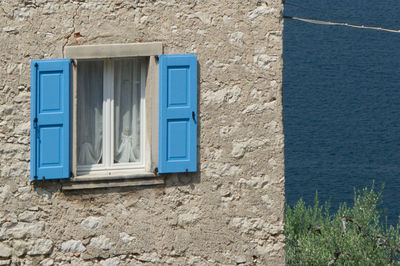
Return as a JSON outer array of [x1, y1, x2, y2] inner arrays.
[[65, 43, 162, 181]]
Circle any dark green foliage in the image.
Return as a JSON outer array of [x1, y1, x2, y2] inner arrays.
[[285, 184, 400, 265]]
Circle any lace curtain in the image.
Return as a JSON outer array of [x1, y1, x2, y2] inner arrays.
[[77, 59, 142, 166], [77, 61, 103, 165], [114, 59, 141, 163]]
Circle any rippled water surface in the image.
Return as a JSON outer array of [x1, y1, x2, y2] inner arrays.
[[283, 0, 400, 224]]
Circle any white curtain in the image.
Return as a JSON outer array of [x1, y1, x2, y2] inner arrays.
[[114, 59, 141, 163], [77, 61, 103, 166]]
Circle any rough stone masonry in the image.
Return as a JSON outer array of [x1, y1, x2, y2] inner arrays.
[[0, 0, 285, 265]]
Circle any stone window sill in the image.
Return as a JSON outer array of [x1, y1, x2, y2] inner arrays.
[[61, 172, 164, 190]]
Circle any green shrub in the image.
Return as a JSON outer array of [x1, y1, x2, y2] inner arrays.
[[285, 184, 400, 265]]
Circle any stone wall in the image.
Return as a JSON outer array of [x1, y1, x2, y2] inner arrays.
[[0, 0, 285, 265]]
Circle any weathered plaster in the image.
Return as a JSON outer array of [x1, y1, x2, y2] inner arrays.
[[0, 0, 285, 265]]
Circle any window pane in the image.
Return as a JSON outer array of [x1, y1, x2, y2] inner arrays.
[[114, 59, 142, 163], [77, 61, 103, 166]]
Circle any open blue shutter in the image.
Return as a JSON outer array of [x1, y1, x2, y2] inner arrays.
[[159, 54, 197, 173], [30, 59, 71, 180]]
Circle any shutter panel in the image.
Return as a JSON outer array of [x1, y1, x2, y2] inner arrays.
[[159, 54, 197, 173], [30, 59, 71, 180]]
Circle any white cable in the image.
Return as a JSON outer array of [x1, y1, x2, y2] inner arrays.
[[284, 15, 400, 33]]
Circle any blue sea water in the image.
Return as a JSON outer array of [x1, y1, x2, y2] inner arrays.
[[283, 1, 400, 225]]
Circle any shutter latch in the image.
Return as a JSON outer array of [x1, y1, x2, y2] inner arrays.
[[33, 118, 38, 128]]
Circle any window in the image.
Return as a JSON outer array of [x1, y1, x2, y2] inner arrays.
[[30, 43, 198, 186], [76, 58, 147, 176]]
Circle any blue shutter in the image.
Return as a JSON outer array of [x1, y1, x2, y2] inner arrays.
[[30, 59, 71, 180], [159, 54, 197, 173]]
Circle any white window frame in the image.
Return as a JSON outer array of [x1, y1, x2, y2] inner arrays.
[[65, 43, 162, 180], [76, 58, 147, 175]]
